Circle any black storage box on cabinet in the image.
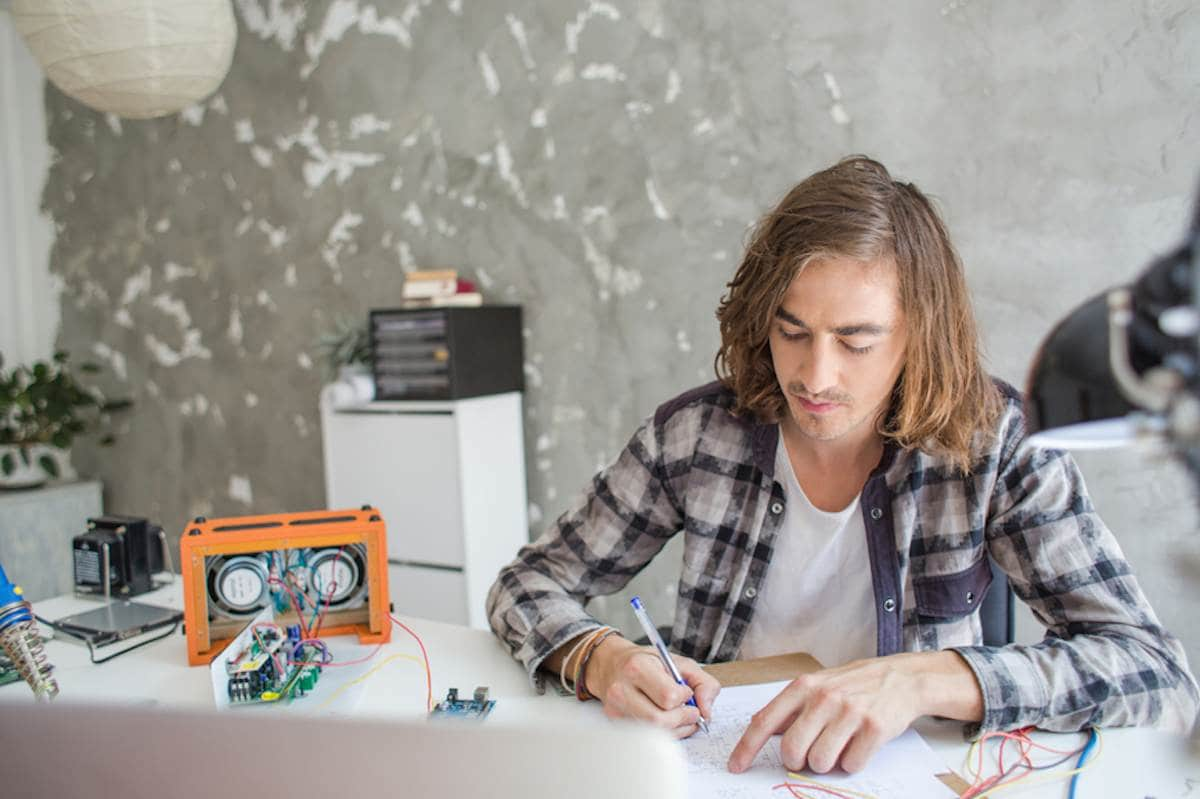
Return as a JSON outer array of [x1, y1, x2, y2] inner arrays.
[[369, 306, 524, 400]]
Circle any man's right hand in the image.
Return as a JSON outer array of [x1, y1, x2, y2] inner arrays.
[[585, 635, 721, 739]]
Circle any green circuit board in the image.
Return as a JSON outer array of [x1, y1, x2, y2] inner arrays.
[[0, 654, 21, 688], [430, 686, 495, 720], [225, 627, 323, 705]]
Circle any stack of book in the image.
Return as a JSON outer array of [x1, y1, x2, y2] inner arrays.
[[401, 269, 483, 307]]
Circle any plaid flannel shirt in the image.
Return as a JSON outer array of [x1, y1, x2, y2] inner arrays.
[[487, 380, 1198, 733]]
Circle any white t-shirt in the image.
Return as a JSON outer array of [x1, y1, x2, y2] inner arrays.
[[736, 436, 878, 667]]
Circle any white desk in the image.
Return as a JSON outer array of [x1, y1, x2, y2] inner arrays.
[[4, 583, 1197, 798], [3, 580, 542, 717]]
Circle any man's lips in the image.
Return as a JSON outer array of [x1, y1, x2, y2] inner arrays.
[[795, 396, 841, 414]]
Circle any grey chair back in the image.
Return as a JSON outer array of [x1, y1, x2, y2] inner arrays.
[[980, 558, 1016, 646]]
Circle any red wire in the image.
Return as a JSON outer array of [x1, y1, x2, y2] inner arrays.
[[312, 544, 346, 638], [994, 728, 1081, 756], [268, 568, 432, 713], [267, 576, 312, 639], [997, 734, 1015, 776], [771, 782, 851, 799], [313, 643, 385, 667], [251, 624, 287, 675], [390, 613, 433, 712], [771, 785, 813, 799], [964, 733, 1008, 799], [962, 727, 1089, 798]]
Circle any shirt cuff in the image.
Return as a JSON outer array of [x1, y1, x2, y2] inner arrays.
[[950, 645, 1050, 735], [520, 613, 608, 693]]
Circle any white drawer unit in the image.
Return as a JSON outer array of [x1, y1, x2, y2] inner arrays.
[[320, 389, 529, 629]]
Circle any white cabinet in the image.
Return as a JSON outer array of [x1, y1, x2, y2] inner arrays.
[[320, 390, 528, 629]]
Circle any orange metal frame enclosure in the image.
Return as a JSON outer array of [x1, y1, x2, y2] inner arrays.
[[180, 507, 391, 666]]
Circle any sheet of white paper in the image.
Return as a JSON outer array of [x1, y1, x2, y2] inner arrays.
[[683, 680, 957, 799]]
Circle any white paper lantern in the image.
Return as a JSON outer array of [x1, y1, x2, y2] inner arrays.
[[12, 0, 237, 120]]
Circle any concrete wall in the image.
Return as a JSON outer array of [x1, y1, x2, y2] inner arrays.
[[33, 1, 1200, 666]]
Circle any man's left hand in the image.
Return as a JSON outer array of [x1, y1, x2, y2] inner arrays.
[[727, 650, 983, 775]]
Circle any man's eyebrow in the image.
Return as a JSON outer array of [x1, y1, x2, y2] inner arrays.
[[774, 308, 891, 336], [775, 307, 807, 327], [833, 322, 891, 336]]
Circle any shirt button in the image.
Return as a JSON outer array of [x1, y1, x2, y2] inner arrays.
[[883, 598, 896, 612], [870, 507, 883, 520], [744, 587, 757, 599], [770, 501, 784, 515], [966, 591, 975, 604]]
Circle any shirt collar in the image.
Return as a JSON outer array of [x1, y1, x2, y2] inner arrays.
[[751, 420, 779, 478], [752, 421, 901, 482]]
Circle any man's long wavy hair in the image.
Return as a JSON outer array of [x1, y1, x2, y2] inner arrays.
[[715, 156, 1001, 473]]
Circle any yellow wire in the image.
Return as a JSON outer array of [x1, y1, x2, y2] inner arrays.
[[784, 774, 879, 799], [313, 653, 422, 711], [963, 737, 983, 780], [962, 729, 1077, 781], [970, 729, 1103, 799]]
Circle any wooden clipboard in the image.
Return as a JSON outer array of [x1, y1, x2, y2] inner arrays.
[[702, 653, 969, 795]]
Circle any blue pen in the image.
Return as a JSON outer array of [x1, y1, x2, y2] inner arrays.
[[630, 596, 709, 733]]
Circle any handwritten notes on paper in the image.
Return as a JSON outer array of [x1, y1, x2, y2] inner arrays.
[[682, 680, 956, 799]]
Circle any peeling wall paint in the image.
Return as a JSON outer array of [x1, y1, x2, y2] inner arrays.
[[43, 0, 1200, 654]]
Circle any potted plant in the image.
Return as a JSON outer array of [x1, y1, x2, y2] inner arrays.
[[315, 315, 375, 407], [316, 314, 372, 381], [0, 351, 126, 489]]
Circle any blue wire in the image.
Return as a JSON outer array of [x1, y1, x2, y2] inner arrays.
[[1067, 728, 1098, 799]]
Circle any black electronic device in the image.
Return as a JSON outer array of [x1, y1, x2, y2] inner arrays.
[[72, 514, 168, 599], [1025, 175, 1200, 482], [369, 305, 523, 400]]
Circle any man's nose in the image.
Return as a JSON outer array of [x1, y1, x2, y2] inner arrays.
[[800, 340, 838, 397]]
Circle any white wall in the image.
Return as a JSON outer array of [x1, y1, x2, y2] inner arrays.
[[0, 10, 57, 366]]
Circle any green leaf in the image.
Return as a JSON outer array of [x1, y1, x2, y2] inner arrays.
[[1, 452, 13, 476], [0, 352, 129, 453], [38, 454, 59, 478]]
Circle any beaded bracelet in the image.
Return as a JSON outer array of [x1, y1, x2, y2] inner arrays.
[[575, 628, 622, 702]]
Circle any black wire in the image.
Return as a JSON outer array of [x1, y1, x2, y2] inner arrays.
[[34, 614, 180, 664]]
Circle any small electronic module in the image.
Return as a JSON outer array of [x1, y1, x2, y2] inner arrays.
[[430, 686, 495, 720]]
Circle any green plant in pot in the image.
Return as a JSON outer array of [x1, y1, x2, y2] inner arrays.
[[316, 314, 372, 381], [0, 351, 127, 489], [315, 314, 375, 406]]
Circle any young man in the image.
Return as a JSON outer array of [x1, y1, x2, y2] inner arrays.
[[486, 156, 1199, 774]]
